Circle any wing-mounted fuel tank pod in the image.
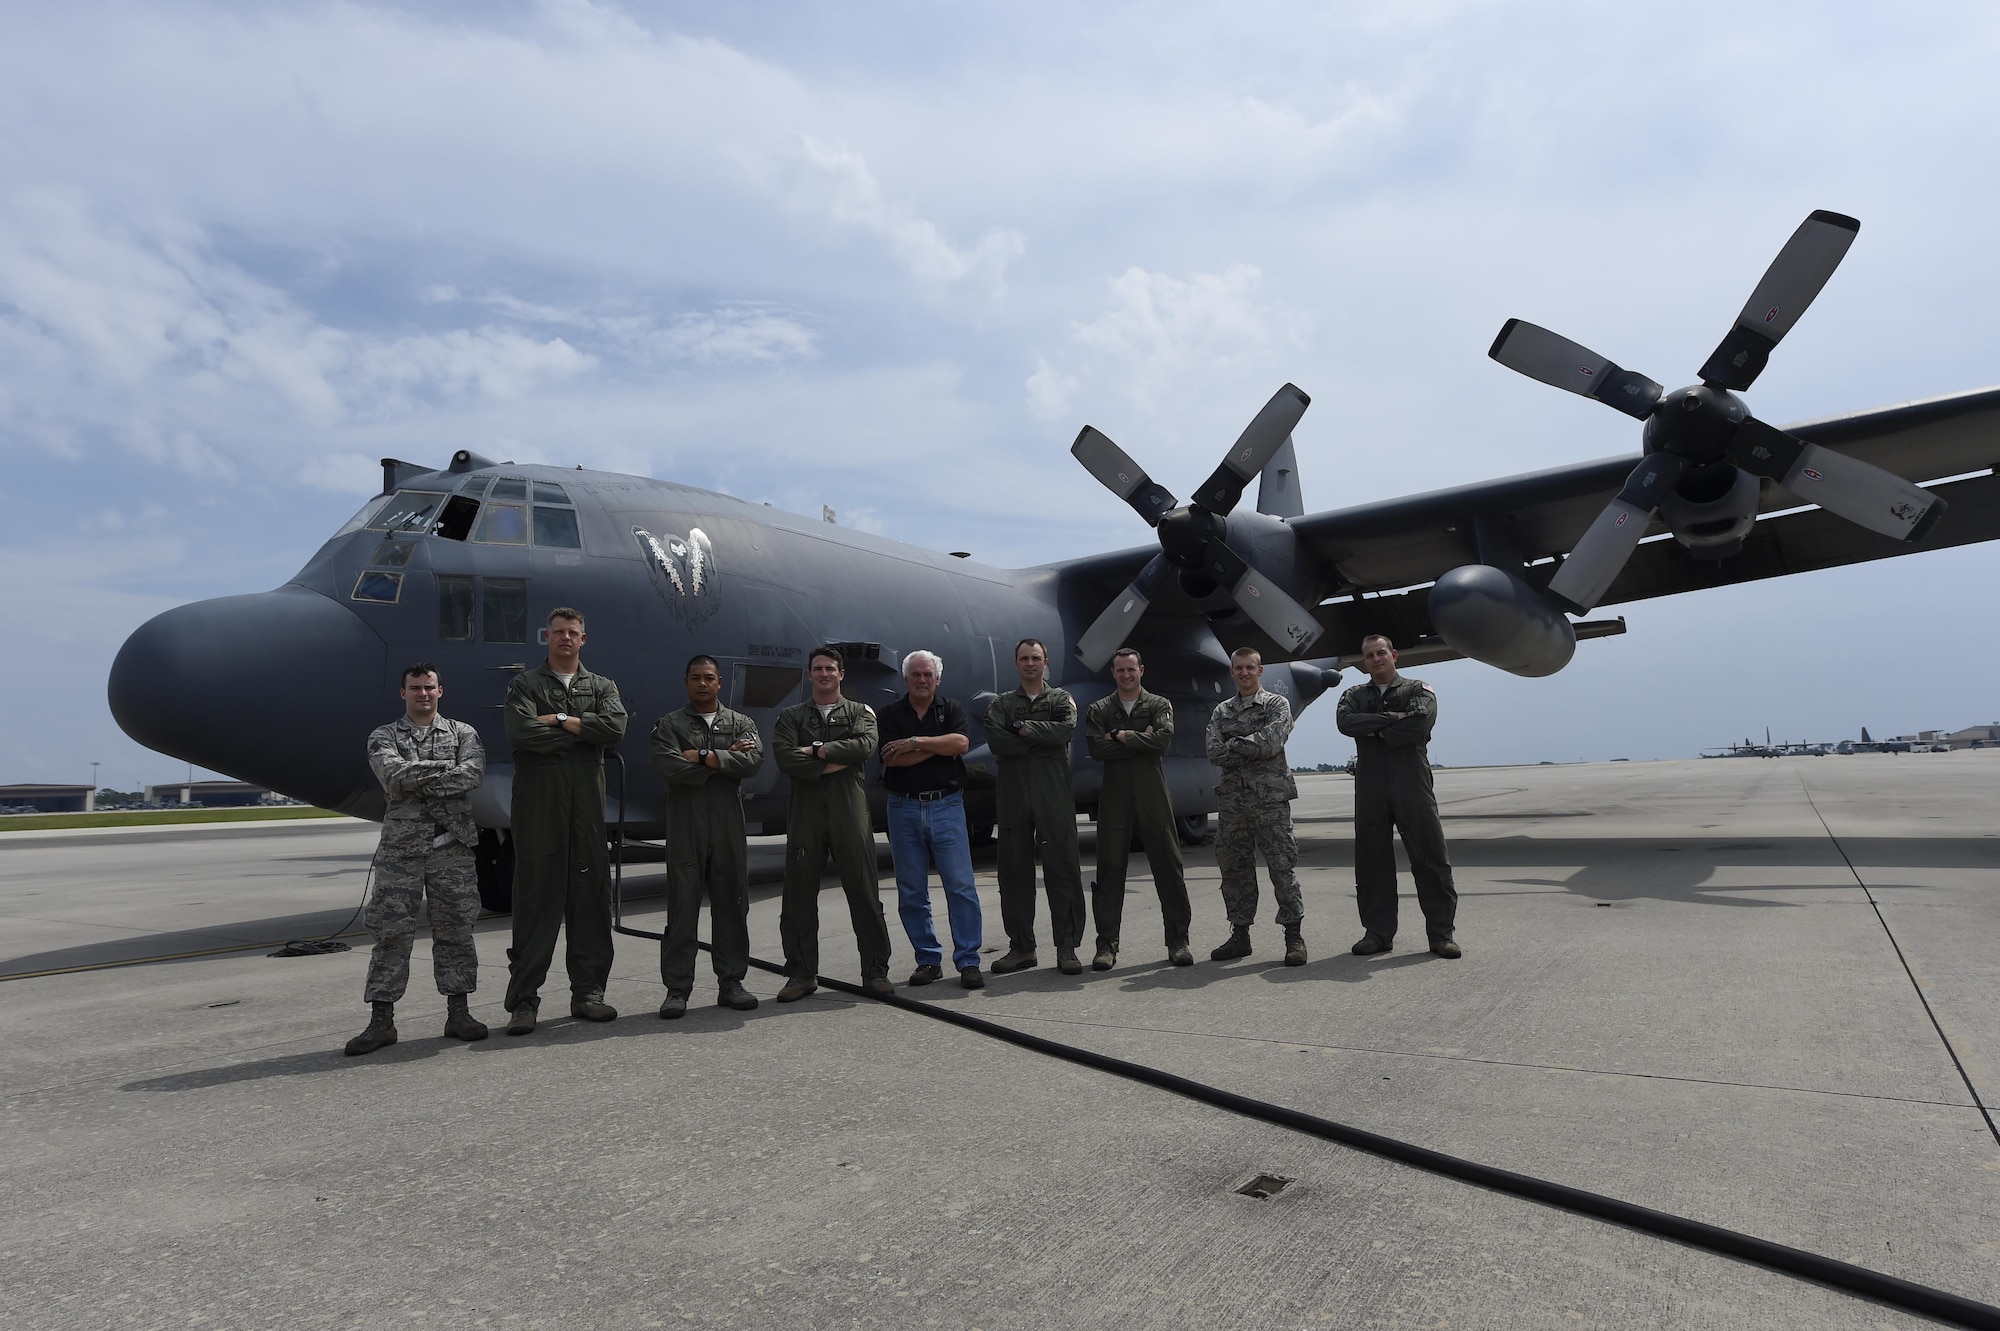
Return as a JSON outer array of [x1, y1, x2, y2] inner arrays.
[[1285, 658, 1343, 705], [1428, 516, 1577, 677]]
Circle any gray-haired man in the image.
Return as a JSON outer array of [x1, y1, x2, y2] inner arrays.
[[879, 650, 986, 989]]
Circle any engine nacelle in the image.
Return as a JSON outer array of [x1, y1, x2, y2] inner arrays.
[[1658, 463, 1759, 555], [1429, 564, 1577, 677]]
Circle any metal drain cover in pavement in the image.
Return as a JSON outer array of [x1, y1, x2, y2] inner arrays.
[[1236, 1173, 1292, 1199]]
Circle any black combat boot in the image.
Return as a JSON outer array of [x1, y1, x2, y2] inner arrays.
[[1209, 927, 1252, 961], [344, 1001, 397, 1056], [1283, 927, 1308, 967], [444, 993, 488, 1041], [1091, 942, 1118, 971]]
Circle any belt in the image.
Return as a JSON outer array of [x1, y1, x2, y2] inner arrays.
[[893, 787, 961, 802]]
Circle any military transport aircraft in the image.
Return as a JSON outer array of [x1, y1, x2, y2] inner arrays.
[[108, 211, 2000, 907]]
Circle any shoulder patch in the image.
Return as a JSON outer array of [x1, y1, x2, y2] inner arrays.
[[1421, 683, 1435, 693]]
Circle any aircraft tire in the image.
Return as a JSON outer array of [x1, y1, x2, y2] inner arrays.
[[475, 828, 515, 914], [1177, 814, 1212, 847]]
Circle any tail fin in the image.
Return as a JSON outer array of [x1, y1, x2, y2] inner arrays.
[[1861, 726, 1873, 743]]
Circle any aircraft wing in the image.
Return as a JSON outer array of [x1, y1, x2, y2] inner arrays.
[[1287, 384, 2000, 607], [1050, 385, 2000, 669]]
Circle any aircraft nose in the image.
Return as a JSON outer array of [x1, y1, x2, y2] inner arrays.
[[109, 587, 388, 813]]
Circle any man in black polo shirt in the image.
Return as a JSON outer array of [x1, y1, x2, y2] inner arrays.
[[878, 649, 986, 990]]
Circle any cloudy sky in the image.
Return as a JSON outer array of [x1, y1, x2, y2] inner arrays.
[[6, 0, 2000, 787]]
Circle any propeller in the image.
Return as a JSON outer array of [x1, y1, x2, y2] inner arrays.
[[1490, 210, 1946, 613], [1070, 384, 1324, 670]]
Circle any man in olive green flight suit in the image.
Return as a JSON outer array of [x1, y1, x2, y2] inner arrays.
[[501, 607, 630, 1035], [772, 646, 896, 1002], [983, 637, 1087, 975], [1335, 633, 1460, 959], [1085, 648, 1192, 971], [650, 654, 766, 1017]]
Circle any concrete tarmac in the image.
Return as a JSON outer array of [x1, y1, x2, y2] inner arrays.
[[2, 755, 1996, 1329]]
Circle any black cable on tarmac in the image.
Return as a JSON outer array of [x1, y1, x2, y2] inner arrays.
[[265, 855, 372, 958], [715, 940, 2000, 1331]]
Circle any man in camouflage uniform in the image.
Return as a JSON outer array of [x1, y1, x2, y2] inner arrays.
[[983, 638, 1087, 975], [1084, 648, 1192, 970], [346, 663, 487, 1056], [1205, 647, 1306, 967], [650, 654, 766, 1017], [1335, 633, 1460, 958], [501, 607, 630, 1035], [772, 646, 896, 1002]]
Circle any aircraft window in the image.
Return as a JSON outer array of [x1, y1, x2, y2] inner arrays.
[[369, 540, 415, 567], [488, 478, 527, 501], [434, 494, 479, 542], [351, 571, 403, 604], [337, 495, 391, 537], [734, 664, 802, 709], [438, 575, 475, 642], [474, 503, 529, 544], [534, 506, 582, 549], [458, 474, 492, 495], [483, 578, 528, 643], [534, 482, 570, 504], [366, 490, 448, 534]]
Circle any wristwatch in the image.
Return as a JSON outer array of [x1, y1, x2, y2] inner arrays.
[[811, 740, 824, 757], [697, 747, 712, 762], [554, 712, 569, 725]]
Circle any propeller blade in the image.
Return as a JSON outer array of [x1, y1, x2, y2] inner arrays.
[[1698, 210, 1860, 391], [1190, 383, 1311, 513], [1487, 320, 1662, 421], [1201, 541, 1325, 656], [1546, 453, 1686, 613], [1071, 426, 1178, 527], [1728, 417, 1947, 542], [1074, 554, 1171, 672]]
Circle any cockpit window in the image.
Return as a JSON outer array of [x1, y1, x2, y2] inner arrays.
[[473, 503, 528, 544], [534, 482, 570, 504], [337, 495, 392, 537], [457, 474, 493, 495], [488, 478, 527, 501], [369, 539, 415, 567], [351, 571, 404, 603], [534, 507, 582, 548], [365, 490, 448, 534]]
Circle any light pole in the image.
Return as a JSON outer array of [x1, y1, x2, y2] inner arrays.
[[88, 761, 100, 814]]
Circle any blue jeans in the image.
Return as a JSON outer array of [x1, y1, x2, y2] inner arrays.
[[887, 791, 984, 972]]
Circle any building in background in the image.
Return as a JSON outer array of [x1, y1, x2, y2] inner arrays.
[[141, 780, 270, 808], [0, 784, 96, 813]]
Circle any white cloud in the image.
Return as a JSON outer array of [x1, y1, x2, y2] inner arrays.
[[430, 289, 817, 367], [0, 192, 601, 474], [1028, 264, 1306, 423], [772, 136, 1025, 300], [656, 307, 817, 363]]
